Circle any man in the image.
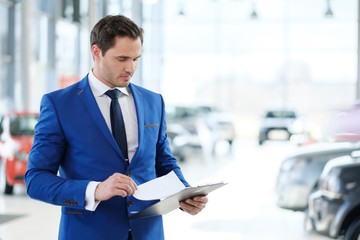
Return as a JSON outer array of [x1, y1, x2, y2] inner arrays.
[[25, 15, 208, 240]]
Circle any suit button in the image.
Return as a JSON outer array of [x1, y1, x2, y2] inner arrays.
[[127, 201, 133, 207]]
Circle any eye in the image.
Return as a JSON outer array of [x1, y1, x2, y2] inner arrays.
[[117, 57, 127, 62]]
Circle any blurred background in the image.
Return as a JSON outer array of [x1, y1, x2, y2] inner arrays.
[[1, 0, 360, 239]]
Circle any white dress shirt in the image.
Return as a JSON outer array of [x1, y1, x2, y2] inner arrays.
[[85, 70, 138, 211]]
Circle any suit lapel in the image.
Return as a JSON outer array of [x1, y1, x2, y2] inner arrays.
[[77, 76, 123, 157], [130, 84, 144, 161]]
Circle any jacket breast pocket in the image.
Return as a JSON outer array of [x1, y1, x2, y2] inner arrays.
[[144, 123, 159, 129]]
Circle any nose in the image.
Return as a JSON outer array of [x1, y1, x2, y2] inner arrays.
[[124, 59, 137, 73]]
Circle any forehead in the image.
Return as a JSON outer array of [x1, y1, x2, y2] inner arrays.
[[106, 36, 142, 57]]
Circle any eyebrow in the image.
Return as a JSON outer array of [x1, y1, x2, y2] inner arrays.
[[117, 55, 142, 60]]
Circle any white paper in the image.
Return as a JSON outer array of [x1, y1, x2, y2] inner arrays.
[[133, 171, 186, 200]]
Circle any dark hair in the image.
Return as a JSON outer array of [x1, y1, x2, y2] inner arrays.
[[90, 15, 144, 55]]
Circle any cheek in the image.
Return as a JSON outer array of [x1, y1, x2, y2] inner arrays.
[[104, 59, 123, 72]]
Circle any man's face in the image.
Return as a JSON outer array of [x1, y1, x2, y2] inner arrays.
[[92, 36, 142, 88]]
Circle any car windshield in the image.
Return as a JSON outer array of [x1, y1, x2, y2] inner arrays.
[[10, 115, 38, 136], [266, 111, 296, 118]]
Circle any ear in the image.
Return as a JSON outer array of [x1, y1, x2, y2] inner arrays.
[[91, 45, 102, 60]]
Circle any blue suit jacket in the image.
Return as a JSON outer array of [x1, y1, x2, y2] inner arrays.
[[25, 75, 189, 240]]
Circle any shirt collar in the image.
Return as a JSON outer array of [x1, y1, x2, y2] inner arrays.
[[88, 69, 130, 97]]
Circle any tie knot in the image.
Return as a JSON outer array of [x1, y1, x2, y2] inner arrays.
[[105, 89, 121, 100]]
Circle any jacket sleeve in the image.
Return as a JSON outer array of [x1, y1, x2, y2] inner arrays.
[[25, 94, 89, 209], [155, 95, 190, 187]]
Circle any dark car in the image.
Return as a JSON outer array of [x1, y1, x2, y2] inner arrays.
[[276, 141, 360, 212], [308, 151, 360, 239], [258, 109, 306, 145], [0, 112, 38, 194]]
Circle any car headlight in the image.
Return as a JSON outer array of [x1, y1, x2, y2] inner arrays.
[[280, 158, 295, 172], [14, 151, 28, 161], [280, 157, 306, 172], [320, 167, 342, 199]]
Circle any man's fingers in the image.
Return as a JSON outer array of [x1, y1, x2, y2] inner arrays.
[[179, 202, 202, 215], [192, 196, 208, 203], [117, 183, 136, 196], [116, 174, 137, 187], [95, 173, 138, 201], [179, 196, 208, 215]]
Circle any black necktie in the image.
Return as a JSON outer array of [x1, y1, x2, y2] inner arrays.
[[105, 89, 128, 161]]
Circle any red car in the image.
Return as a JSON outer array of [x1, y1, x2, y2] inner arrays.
[[0, 112, 38, 194], [327, 102, 360, 142]]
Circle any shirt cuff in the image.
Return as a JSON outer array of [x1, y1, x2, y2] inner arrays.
[[85, 181, 101, 211]]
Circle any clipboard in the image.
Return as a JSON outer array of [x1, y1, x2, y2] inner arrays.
[[130, 182, 227, 219]]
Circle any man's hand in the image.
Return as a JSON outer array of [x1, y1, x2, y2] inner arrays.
[[179, 196, 208, 215], [95, 173, 137, 201]]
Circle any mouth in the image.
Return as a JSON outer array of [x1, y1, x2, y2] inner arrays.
[[120, 75, 131, 81]]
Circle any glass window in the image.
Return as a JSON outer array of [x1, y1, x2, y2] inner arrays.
[[61, 0, 80, 22], [0, 4, 9, 104], [0, 5, 8, 55], [36, 0, 56, 15]]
